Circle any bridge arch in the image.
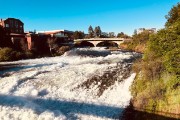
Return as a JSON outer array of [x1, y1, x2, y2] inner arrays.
[[96, 41, 118, 47], [74, 41, 95, 47], [74, 38, 125, 47]]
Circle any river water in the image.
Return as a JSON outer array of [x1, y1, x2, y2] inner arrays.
[[0, 47, 140, 120]]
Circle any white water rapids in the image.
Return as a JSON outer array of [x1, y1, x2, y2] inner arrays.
[[0, 48, 139, 120]]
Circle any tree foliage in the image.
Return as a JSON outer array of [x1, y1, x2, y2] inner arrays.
[[0, 47, 23, 61], [121, 30, 152, 52], [165, 2, 180, 27], [109, 32, 115, 38], [73, 31, 85, 39], [117, 32, 130, 38], [88, 25, 94, 38], [145, 3, 180, 74], [131, 3, 180, 115], [94, 26, 102, 37], [146, 21, 180, 74]]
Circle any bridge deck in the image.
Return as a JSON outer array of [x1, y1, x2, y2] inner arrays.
[[74, 38, 125, 42]]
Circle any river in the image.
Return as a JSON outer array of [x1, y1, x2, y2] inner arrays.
[[0, 47, 140, 120]]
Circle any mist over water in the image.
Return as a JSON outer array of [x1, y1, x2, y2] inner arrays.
[[0, 48, 140, 120]]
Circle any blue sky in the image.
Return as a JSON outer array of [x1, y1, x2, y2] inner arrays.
[[0, 0, 179, 35]]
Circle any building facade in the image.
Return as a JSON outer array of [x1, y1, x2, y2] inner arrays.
[[26, 30, 74, 54], [1, 18, 74, 53], [0, 18, 27, 51], [38, 30, 74, 41], [137, 28, 156, 34], [0, 18, 24, 34], [26, 33, 51, 54]]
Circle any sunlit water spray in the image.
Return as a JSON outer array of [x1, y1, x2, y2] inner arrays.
[[0, 47, 140, 120]]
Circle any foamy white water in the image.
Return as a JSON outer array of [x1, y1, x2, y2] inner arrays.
[[0, 48, 138, 120]]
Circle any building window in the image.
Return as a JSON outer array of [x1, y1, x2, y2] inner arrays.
[[5, 24, 9, 27], [10, 20, 13, 26], [15, 21, 18, 28]]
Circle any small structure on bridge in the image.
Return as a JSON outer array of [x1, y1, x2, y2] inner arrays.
[[74, 38, 128, 47]]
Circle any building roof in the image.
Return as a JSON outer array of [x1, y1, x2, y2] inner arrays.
[[0, 18, 24, 24], [37, 30, 74, 34]]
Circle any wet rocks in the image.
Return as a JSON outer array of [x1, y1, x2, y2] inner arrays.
[[76, 62, 133, 96]]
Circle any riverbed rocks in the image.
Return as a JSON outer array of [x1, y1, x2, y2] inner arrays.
[[76, 53, 140, 97]]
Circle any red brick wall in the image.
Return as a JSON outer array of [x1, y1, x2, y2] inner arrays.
[[27, 35, 32, 50]]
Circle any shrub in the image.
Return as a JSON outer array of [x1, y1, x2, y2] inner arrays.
[[133, 58, 163, 81], [131, 3, 180, 116], [0, 47, 23, 61], [24, 50, 35, 59], [121, 30, 153, 53], [164, 48, 180, 74]]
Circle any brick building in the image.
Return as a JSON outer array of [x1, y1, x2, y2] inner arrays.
[[26, 33, 51, 55], [0, 18, 24, 33], [38, 30, 74, 41], [1, 18, 74, 53], [26, 30, 74, 54], [0, 18, 27, 51]]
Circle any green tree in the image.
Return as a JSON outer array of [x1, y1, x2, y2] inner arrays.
[[109, 32, 115, 38], [100, 32, 109, 38], [165, 2, 180, 27], [117, 32, 130, 38], [133, 30, 152, 44], [131, 3, 180, 115], [73, 31, 85, 39], [94, 26, 102, 37], [147, 22, 180, 74], [117, 32, 124, 38], [121, 30, 152, 52], [88, 25, 94, 38]]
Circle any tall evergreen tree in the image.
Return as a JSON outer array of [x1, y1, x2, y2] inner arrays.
[[94, 26, 102, 37], [97, 26, 101, 36], [88, 25, 94, 38], [165, 2, 180, 26]]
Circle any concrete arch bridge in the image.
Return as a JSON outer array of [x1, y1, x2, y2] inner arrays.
[[74, 38, 126, 47]]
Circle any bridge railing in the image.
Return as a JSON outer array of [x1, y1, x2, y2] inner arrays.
[[74, 38, 126, 41]]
